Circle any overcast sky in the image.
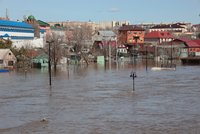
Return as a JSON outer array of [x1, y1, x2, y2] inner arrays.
[[0, 0, 200, 24]]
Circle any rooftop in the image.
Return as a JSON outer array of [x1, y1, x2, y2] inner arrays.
[[174, 38, 200, 48], [97, 30, 116, 37], [145, 31, 174, 39], [0, 20, 33, 29], [0, 49, 11, 59], [37, 20, 50, 27], [118, 25, 145, 31], [151, 24, 184, 29]]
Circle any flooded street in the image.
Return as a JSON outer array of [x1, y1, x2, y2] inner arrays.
[[0, 63, 200, 134]]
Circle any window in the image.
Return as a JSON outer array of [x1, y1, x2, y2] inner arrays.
[[0, 60, 3, 64], [8, 61, 14, 66]]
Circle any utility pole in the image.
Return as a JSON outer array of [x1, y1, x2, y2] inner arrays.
[[115, 37, 118, 69], [170, 41, 173, 67], [146, 45, 148, 71], [109, 39, 111, 70], [47, 40, 54, 86], [130, 36, 139, 91]]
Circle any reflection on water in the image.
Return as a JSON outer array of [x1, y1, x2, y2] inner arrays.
[[0, 61, 200, 134]]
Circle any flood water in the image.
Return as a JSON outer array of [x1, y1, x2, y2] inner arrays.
[[0, 62, 200, 134]]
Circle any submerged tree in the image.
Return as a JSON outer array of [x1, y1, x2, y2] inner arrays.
[[71, 24, 93, 65], [46, 32, 64, 71]]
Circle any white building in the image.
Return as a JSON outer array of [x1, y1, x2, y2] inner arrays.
[[0, 20, 45, 48]]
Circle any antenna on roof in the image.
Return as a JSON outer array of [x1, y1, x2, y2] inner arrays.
[[6, 8, 9, 20]]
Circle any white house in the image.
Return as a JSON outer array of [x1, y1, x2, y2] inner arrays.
[[0, 49, 17, 68]]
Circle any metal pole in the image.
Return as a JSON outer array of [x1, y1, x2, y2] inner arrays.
[[170, 41, 172, 67], [134, 45, 136, 69], [146, 45, 148, 71], [130, 36, 139, 91], [155, 44, 158, 67], [130, 71, 136, 91], [115, 37, 118, 69], [109, 39, 111, 70]]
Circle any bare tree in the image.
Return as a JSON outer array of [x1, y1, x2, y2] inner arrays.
[[71, 24, 93, 65], [46, 32, 64, 71]]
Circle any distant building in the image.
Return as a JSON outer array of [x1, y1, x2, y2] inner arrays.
[[0, 17, 9, 20], [192, 24, 200, 33], [138, 23, 159, 30], [0, 17, 46, 48], [97, 21, 130, 30], [48, 20, 130, 33], [48, 21, 97, 33], [149, 23, 187, 35], [145, 31, 174, 44], [0, 19, 34, 40]]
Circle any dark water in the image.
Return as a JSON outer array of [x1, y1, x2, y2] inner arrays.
[[0, 63, 200, 134]]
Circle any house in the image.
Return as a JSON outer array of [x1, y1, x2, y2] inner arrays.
[[117, 44, 128, 55], [32, 53, 48, 68], [152, 38, 200, 62], [118, 25, 145, 45], [171, 38, 200, 64], [145, 31, 174, 45], [0, 49, 17, 69], [92, 30, 116, 43], [92, 30, 117, 56], [172, 38, 200, 58]]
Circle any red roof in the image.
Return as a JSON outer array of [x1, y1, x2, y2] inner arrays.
[[174, 38, 200, 48], [145, 31, 174, 39], [192, 39, 200, 46]]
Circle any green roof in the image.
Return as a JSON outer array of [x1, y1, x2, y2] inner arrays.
[[37, 20, 50, 27], [28, 15, 36, 20]]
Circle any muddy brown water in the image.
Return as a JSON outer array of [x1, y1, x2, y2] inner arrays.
[[0, 63, 200, 134]]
